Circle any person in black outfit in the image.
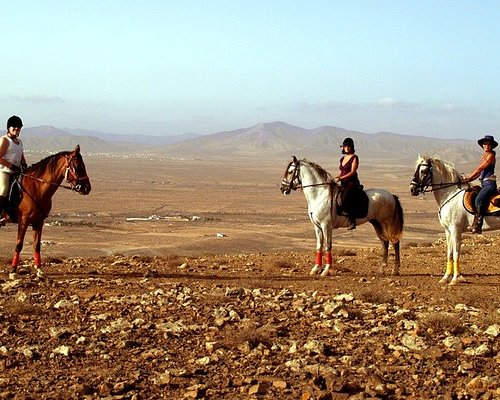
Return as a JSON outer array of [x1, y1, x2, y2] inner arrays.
[[335, 137, 361, 230]]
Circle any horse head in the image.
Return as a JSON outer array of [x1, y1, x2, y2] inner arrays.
[[280, 156, 301, 195], [65, 145, 92, 195], [410, 155, 432, 196], [410, 155, 465, 197]]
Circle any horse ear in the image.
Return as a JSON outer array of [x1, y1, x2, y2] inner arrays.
[[292, 155, 297, 163], [74, 145, 81, 154]]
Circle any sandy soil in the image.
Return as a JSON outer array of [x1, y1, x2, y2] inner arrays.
[[0, 154, 498, 399]]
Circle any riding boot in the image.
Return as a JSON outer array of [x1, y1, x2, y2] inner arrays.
[[471, 213, 483, 234], [347, 216, 356, 230], [0, 196, 6, 226]]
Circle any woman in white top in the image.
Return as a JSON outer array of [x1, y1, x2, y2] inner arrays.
[[0, 115, 27, 220]]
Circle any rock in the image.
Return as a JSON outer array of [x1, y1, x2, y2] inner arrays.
[[248, 383, 269, 395], [442, 336, 462, 349], [484, 324, 500, 337]]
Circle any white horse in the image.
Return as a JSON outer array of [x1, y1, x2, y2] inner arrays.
[[280, 156, 404, 276], [410, 154, 500, 285]]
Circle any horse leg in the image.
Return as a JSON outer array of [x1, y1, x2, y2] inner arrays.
[[321, 251, 332, 277], [320, 229, 333, 277], [9, 221, 29, 280], [369, 220, 391, 275], [439, 228, 455, 284], [379, 240, 389, 274], [32, 222, 45, 278], [392, 241, 400, 276], [449, 229, 465, 286], [310, 224, 324, 275]]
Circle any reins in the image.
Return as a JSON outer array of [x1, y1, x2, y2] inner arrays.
[[19, 172, 77, 191], [422, 181, 464, 193], [299, 181, 335, 189]]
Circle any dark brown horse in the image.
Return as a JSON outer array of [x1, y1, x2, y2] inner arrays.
[[2, 145, 91, 279]]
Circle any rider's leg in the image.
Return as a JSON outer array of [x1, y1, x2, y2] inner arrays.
[[0, 172, 10, 226], [0, 196, 7, 216], [342, 184, 357, 230], [472, 183, 496, 234]]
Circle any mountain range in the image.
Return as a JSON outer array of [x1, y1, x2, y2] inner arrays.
[[20, 121, 477, 164]]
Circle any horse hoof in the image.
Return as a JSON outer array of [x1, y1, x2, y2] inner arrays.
[[36, 269, 45, 279], [9, 273, 17, 280], [310, 266, 321, 276], [450, 275, 467, 285], [320, 266, 330, 277], [438, 275, 450, 284]]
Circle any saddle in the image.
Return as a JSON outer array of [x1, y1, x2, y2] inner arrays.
[[335, 184, 369, 218], [463, 185, 500, 215]]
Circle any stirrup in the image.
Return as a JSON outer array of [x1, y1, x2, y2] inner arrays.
[[347, 218, 356, 230]]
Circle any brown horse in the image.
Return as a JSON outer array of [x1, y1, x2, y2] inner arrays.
[[2, 145, 91, 279]]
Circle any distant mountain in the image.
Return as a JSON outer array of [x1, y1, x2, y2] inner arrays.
[[20, 126, 199, 154], [159, 121, 476, 164], [64, 128, 200, 145], [20, 122, 477, 165]]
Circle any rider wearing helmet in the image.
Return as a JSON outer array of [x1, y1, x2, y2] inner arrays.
[[335, 137, 361, 230], [0, 115, 28, 223], [463, 134, 497, 234]]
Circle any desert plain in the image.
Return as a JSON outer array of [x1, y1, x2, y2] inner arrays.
[[0, 151, 499, 399]]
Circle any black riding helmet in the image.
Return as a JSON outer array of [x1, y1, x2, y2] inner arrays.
[[7, 115, 23, 129], [341, 137, 355, 153]]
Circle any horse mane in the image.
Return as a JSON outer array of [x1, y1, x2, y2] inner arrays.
[[302, 159, 332, 181], [419, 154, 462, 182], [28, 151, 71, 178]]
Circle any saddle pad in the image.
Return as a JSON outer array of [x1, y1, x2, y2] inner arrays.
[[335, 185, 369, 219], [463, 186, 500, 215]]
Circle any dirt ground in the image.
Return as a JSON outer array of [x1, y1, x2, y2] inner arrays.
[[0, 154, 498, 399]]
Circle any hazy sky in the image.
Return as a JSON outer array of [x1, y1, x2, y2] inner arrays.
[[2, 1, 499, 139]]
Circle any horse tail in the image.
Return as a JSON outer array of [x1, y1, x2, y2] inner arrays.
[[391, 195, 404, 241], [369, 194, 404, 243]]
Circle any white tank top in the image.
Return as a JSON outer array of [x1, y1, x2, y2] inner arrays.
[[0, 135, 24, 172]]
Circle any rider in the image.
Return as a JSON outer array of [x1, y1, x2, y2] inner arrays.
[[463, 134, 497, 234], [335, 137, 361, 230], [0, 115, 28, 223]]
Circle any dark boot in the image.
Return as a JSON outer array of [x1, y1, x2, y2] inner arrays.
[[471, 214, 483, 234], [0, 196, 6, 226]]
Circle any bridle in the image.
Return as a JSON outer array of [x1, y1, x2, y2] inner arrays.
[[410, 160, 464, 194], [20, 154, 90, 192], [281, 160, 335, 195], [63, 154, 90, 192]]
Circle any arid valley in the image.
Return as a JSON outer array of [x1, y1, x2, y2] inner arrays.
[[0, 141, 499, 398]]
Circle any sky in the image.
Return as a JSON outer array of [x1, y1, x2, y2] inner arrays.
[[2, 0, 499, 139]]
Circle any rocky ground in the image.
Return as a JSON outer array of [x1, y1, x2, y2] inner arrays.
[[1, 234, 499, 400]]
